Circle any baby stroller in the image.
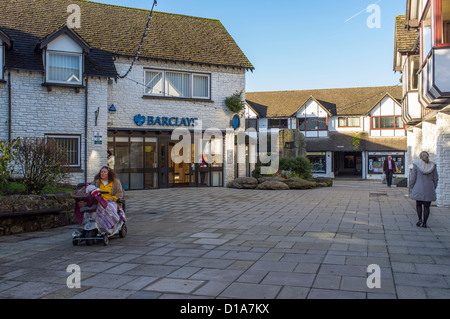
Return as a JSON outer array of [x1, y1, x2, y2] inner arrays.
[[71, 184, 127, 246]]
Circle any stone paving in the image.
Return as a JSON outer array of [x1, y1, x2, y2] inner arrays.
[[0, 180, 450, 299]]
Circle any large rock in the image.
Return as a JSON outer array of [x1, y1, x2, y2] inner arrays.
[[257, 176, 285, 184], [227, 177, 258, 189], [284, 178, 317, 189], [256, 181, 290, 190], [308, 177, 333, 187]]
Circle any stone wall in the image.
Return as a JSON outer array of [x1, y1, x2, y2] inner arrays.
[[407, 112, 450, 207], [0, 193, 77, 236]]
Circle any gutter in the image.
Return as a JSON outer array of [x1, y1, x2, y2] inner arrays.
[[8, 71, 11, 142], [84, 77, 89, 184]]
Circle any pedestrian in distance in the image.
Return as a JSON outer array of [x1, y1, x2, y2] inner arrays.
[[383, 155, 396, 187], [107, 150, 115, 169], [410, 151, 438, 228]]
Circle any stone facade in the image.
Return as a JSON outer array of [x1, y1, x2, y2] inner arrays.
[[406, 113, 450, 207], [0, 70, 109, 185], [0, 60, 247, 188]]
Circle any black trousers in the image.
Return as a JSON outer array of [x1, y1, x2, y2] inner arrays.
[[386, 169, 393, 186]]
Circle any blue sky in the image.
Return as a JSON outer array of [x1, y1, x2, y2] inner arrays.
[[95, 0, 406, 93]]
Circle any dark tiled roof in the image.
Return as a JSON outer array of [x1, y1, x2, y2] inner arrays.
[[246, 86, 403, 117], [0, 0, 253, 77], [306, 132, 407, 152], [394, 15, 419, 53]]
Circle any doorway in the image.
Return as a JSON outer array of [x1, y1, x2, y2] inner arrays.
[[334, 151, 362, 178]]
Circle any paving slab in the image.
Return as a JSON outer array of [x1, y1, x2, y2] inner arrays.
[[1, 180, 450, 299]]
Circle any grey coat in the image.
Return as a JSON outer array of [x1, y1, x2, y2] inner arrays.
[[410, 159, 438, 202]]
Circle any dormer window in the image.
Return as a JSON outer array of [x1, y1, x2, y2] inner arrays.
[[39, 26, 90, 88], [46, 51, 82, 84], [0, 29, 11, 81]]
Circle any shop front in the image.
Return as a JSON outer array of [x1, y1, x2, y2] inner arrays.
[[108, 130, 224, 190], [367, 151, 405, 179]]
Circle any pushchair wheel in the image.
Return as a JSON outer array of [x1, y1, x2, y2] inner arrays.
[[119, 224, 127, 238], [72, 237, 79, 246], [103, 236, 109, 246]]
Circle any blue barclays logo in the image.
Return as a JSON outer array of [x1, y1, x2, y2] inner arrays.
[[134, 114, 146, 126], [134, 115, 198, 127]]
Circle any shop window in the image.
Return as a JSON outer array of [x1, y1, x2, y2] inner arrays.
[[307, 154, 326, 173], [268, 119, 288, 129], [46, 52, 82, 84], [371, 116, 404, 129], [338, 117, 360, 127], [368, 154, 405, 175], [46, 135, 80, 167], [145, 69, 210, 99]]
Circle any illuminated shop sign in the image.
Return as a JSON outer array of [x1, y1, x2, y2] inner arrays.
[[134, 114, 198, 127]]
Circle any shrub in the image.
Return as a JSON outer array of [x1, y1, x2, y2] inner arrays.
[[0, 138, 20, 194], [15, 137, 69, 194], [279, 156, 312, 179]]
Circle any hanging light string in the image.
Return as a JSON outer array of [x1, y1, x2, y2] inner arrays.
[[117, 0, 158, 79]]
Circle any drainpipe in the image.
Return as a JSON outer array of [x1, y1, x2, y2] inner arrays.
[[85, 77, 89, 184], [8, 71, 11, 142]]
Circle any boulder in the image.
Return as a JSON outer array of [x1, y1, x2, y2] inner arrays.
[[256, 181, 290, 190], [308, 177, 333, 187], [284, 178, 317, 189], [257, 176, 285, 184], [227, 177, 258, 189]]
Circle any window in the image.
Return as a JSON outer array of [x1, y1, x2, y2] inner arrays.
[[439, 0, 450, 45], [46, 52, 82, 84], [307, 153, 327, 173], [410, 56, 420, 90], [368, 154, 405, 175], [422, 5, 432, 60], [371, 116, 404, 129], [298, 117, 327, 131], [268, 119, 288, 128], [246, 118, 258, 130], [145, 69, 210, 99], [46, 135, 81, 167], [0, 43, 3, 80], [338, 117, 360, 127]]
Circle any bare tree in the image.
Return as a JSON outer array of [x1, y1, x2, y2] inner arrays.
[[15, 137, 69, 194]]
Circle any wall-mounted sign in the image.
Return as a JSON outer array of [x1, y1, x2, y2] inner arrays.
[[134, 114, 198, 127], [94, 131, 102, 145], [231, 114, 240, 129]]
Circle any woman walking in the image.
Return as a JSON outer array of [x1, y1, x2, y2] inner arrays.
[[410, 151, 438, 228]]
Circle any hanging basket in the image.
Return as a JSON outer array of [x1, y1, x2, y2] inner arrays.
[[224, 90, 245, 113]]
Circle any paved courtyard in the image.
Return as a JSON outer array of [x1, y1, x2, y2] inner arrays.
[[0, 180, 450, 299]]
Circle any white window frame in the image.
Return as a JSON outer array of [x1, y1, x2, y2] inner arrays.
[[45, 50, 83, 85], [144, 69, 211, 99], [192, 73, 210, 99], [45, 134, 81, 167]]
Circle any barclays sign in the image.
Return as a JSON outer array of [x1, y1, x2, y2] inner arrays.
[[134, 115, 198, 127]]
